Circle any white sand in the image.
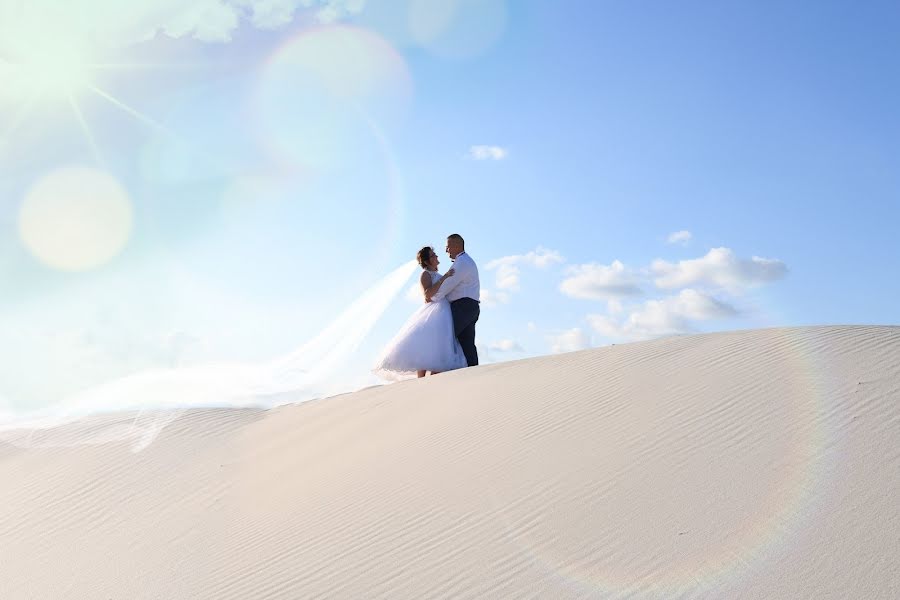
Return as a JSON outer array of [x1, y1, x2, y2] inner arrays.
[[1, 325, 898, 599]]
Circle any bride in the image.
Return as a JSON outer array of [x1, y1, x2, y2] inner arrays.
[[373, 246, 468, 380]]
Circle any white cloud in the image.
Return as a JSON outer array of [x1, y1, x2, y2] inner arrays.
[[479, 288, 510, 308], [310, 0, 365, 25], [486, 247, 564, 292], [555, 245, 786, 346], [0, 0, 359, 48], [652, 247, 787, 292], [157, 1, 241, 42], [667, 230, 692, 245], [240, 0, 308, 29], [587, 289, 737, 342], [467, 145, 508, 160], [489, 339, 523, 353], [559, 260, 643, 300], [547, 328, 590, 354]]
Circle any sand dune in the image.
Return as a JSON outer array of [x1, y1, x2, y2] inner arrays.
[[1, 325, 898, 599]]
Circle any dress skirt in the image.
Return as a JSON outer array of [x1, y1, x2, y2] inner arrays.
[[373, 298, 467, 380]]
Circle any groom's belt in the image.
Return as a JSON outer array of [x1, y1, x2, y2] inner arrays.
[[450, 297, 480, 304]]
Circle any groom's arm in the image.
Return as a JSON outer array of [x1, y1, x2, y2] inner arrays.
[[424, 269, 455, 302], [431, 256, 468, 301]]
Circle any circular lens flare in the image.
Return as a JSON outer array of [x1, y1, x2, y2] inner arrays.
[[19, 167, 133, 271], [254, 26, 412, 170], [489, 338, 835, 596]]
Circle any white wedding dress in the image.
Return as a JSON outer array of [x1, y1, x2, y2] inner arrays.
[[373, 270, 468, 380]]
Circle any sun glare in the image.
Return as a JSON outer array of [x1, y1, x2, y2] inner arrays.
[[1, 46, 93, 102], [0, 35, 169, 167], [23, 55, 91, 94], [0, 29, 99, 104]]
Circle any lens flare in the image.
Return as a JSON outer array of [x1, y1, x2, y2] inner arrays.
[[253, 25, 412, 170], [18, 167, 133, 271], [252, 26, 410, 265], [488, 335, 837, 597]]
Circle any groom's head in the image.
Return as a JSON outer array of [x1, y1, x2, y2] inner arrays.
[[446, 234, 465, 260]]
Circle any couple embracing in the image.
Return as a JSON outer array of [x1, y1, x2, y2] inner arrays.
[[374, 234, 480, 380]]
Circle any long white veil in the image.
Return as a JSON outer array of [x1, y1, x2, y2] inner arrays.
[[0, 260, 419, 451]]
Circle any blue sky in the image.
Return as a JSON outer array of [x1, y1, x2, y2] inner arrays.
[[1, 0, 898, 416]]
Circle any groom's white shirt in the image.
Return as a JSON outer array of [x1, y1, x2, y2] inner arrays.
[[434, 252, 480, 303]]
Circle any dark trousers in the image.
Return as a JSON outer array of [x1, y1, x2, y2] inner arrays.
[[450, 297, 480, 367]]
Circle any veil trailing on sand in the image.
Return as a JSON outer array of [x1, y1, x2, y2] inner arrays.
[[0, 260, 419, 451]]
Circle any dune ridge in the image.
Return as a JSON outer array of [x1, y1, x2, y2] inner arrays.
[[1, 325, 898, 599]]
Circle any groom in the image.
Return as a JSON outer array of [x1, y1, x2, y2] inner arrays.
[[432, 233, 480, 366]]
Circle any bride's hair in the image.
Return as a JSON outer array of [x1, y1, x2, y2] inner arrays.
[[416, 246, 434, 269]]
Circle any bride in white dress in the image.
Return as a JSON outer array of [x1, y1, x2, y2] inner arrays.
[[373, 246, 468, 380]]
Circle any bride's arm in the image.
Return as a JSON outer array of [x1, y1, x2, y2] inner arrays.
[[423, 269, 455, 302]]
